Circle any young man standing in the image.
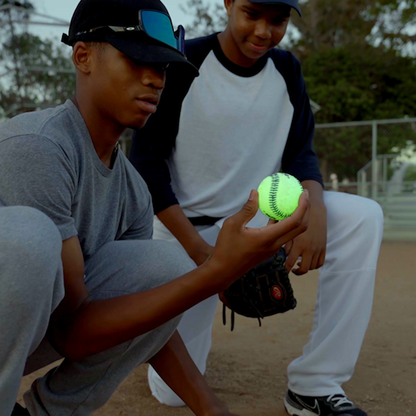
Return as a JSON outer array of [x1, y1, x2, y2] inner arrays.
[[0, 0, 309, 415], [129, 0, 384, 415]]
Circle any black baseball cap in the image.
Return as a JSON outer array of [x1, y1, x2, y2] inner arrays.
[[62, 0, 198, 73], [249, 0, 301, 16]]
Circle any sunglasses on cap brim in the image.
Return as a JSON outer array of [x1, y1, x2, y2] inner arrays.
[[64, 10, 185, 54]]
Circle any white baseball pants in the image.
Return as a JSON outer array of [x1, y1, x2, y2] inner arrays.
[[147, 191, 384, 405]]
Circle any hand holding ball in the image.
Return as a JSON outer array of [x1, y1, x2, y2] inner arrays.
[[258, 173, 303, 220]]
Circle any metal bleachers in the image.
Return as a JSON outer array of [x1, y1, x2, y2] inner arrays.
[[376, 194, 416, 241]]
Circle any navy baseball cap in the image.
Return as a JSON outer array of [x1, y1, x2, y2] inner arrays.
[[249, 0, 301, 16], [62, 0, 198, 73]]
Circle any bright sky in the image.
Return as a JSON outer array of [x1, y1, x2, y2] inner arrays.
[[30, 0, 203, 40]]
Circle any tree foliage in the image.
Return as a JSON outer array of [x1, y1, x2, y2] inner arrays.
[[0, 1, 75, 120], [180, 0, 227, 37], [304, 42, 416, 180], [290, 0, 416, 57], [0, 0, 34, 25], [303, 44, 416, 123]]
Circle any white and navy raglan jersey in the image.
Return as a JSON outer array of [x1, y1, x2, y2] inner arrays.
[[129, 33, 323, 219]]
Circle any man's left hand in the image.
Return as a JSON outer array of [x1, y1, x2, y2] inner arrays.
[[284, 182, 327, 275]]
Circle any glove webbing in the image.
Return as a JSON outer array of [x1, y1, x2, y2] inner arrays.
[[222, 248, 296, 331], [222, 272, 266, 331]]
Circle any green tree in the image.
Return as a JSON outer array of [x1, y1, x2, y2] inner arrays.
[[302, 44, 416, 123], [290, 0, 416, 57], [292, 1, 416, 180], [305, 44, 416, 181], [0, 1, 75, 120], [0, 33, 75, 118], [0, 1, 34, 102], [180, 0, 227, 37]]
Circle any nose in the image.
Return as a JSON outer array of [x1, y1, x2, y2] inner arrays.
[[141, 66, 166, 90], [254, 18, 272, 39]]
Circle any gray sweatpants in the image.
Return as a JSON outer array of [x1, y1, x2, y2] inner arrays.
[[0, 206, 194, 416]]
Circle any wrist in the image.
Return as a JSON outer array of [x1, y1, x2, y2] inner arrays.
[[198, 257, 227, 293], [300, 180, 325, 209], [186, 238, 214, 266], [309, 200, 327, 218], [310, 200, 326, 212], [201, 253, 240, 293]]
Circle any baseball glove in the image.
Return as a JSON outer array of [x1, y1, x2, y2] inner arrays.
[[221, 248, 297, 331]]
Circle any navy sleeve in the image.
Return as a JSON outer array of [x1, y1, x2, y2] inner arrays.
[[129, 35, 217, 213], [129, 129, 177, 214], [272, 50, 323, 186]]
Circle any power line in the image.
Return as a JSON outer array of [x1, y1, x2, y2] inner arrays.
[[1, 3, 69, 27]]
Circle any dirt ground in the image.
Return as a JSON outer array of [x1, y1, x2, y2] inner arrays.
[[18, 241, 416, 416]]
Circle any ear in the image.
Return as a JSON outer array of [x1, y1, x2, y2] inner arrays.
[[72, 42, 93, 74], [224, 0, 234, 17]]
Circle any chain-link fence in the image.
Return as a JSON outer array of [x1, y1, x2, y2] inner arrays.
[[117, 118, 416, 200], [314, 118, 416, 197], [315, 118, 416, 238]]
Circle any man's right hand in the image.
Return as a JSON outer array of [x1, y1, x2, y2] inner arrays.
[[207, 189, 309, 292]]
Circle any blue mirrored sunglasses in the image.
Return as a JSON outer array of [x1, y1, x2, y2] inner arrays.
[[74, 10, 185, 54]]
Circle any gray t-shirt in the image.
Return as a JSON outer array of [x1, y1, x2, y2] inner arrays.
[[0, 100, 153, 260]]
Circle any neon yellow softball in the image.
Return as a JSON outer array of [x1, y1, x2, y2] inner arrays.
[[258, 173, 303, 221]]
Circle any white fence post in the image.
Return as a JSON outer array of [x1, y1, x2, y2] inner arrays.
[[372, 121, 378, 199]]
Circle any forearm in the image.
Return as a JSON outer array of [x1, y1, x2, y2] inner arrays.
[[158, 204, 213, 264], [301, 180, 326, 212], [49, 260, 223, 361], [149, 331, 228, 416]]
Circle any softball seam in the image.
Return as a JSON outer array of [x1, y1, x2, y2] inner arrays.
[[269, 174, 287, 220]]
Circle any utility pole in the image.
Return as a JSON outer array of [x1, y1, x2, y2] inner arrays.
[[6, 6, 24, 105]]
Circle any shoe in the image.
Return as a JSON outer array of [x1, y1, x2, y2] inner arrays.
[[284, 389, 368, 416], [11, 403, 30, 416]]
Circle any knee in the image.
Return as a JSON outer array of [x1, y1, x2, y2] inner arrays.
[[87, 239, 196, 294], [132, 240, 195, 288], [352, 197, 384, 234], [151, 240, 196, 285], [0, 206, 62, 287], [326, 193, 384, 233]]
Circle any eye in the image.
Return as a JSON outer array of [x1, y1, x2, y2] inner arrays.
[[272, 17, 289, 25], [244, 10, 259, 19], [153, 63, 170, 72]]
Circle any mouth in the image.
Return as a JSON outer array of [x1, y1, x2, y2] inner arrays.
[[247, 42, 269, 53], [135, 95, 159, 114]]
